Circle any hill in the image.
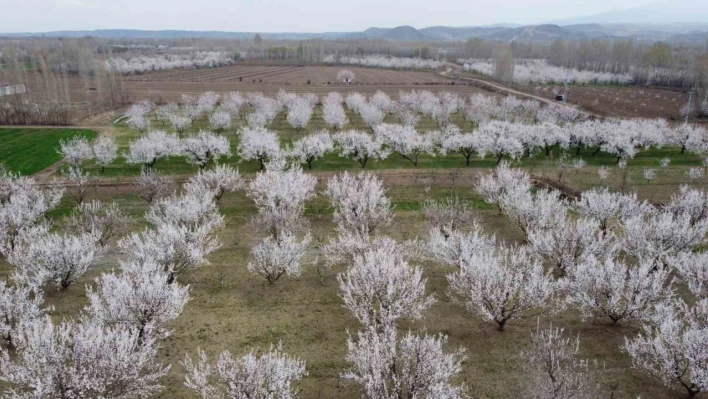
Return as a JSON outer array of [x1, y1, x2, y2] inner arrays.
[[1, 23, 705, 44], [552, 0, 708, 25]]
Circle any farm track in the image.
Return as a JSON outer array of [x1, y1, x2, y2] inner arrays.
[[439, 67, 600, 118]]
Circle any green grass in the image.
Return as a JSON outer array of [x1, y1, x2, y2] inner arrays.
[[0, 128, 97, 175]]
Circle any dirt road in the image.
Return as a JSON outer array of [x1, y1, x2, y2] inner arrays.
[[439, 66, 601, 118]]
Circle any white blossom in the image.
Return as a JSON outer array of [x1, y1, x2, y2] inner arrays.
[[441, 131, 477, 166], [183, 345, 307, 399], [374, 124, 435, 167], [337, 69, 355, 83], [574, 188, 653, 233], [247, 232, 311, 284], [623, 299, 708, 398], [221, 92, 245, 118], [125, 131, 180, 170], [687, 167, 706, 180], [237, 127, 282, 170], [93, 136, 118, 173], [0, 282, 51, 347], [8, 227, 102, 290], [85, 266, 190, 339], [447, 245, 558, 331], [343, 326, 467, 399], [169, 114, 193, 135], [528, 216, 615, 276], [460, 58, 633, 85], [247, 163, 316, 237], [208, 111, 232, 134], [563, 255, 672, 325], [59, 136, 94, 168], [623, 211, 708, 269], [66, 200, 133, 247], [327, 55, 443, 70], [119, 222, 221, 284], [145, 192, 224, 231], [668, 252, 708, 299], [184, 165, 243, 202], [359, 104, 385, 131], [134, 170, 171, 204], [521, 324, 604, 399], [106, 51, 233, 74], [475, 161, 531, 212], [422, 196, 476, 239], [325, 172, 393, 239], [0, 173, 63, 254], [338, 237, 435, 328], [290, 131, 334, 169], [427, 223, 496, 269], [63, 166, 98, 205], [473, 121, 525, 164], [180, 130, 232, 169], [286, 99, 314, 133], [333, 130, 390, 168], [0, 317, 170, 398], [498, 185, 568, 238], [323, 93, 348, 130]]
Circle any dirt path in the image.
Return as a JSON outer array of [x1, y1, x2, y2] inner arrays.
[[439, 66, 601, 118]]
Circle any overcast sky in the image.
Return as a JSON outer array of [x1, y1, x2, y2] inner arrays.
[[0, 0, 669, 33]]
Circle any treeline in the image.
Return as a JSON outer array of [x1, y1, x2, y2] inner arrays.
[[462, 38, 708, 90], [0, 47, 130, 125]]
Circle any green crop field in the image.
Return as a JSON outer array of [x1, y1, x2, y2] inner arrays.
[[0, 128, 97, 175]]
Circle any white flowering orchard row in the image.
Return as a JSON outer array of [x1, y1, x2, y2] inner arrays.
[[4, 131, 708, 396], [0, 158, 309, 397], [105, 51, 235, 75], [125, 89, 585, 140], [324, 54, 443, 70], [460, 58, 635, 85], [465, 163, 708, 397], [121, 90, 708, 173], [237, 118, 706, 173]]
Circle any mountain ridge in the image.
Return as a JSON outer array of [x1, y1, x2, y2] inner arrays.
[[1, 24, 706, 44]]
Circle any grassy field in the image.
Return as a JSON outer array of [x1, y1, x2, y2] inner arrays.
[[0, 116, 705, 398], [0, 128, 97, 175]]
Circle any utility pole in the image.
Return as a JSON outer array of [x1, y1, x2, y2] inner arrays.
[[685, 90, 694, 124]]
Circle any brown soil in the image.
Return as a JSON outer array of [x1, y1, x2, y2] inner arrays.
[[528, 84, 690, 120], [61, 65, 491, 103]]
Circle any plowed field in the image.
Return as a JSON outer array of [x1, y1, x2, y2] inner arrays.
[[64, 65, 488, 102]]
